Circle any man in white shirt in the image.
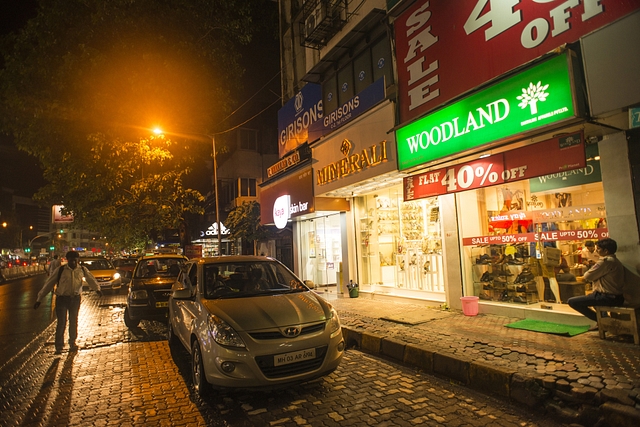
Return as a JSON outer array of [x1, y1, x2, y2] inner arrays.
[[568, 238, 624, 329], [581, 241, 599, 268], [34, 251, 102, 354]]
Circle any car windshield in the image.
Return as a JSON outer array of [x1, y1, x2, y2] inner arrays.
[[81, 259, 114, 270], [135, 258, 186, 278], [202, 261, 306, 299], [114, 259, 137, 268]]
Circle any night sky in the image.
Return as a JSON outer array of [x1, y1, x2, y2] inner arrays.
[[1, 0, 43, 198]]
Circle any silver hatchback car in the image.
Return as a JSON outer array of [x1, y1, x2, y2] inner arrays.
[[168, 256, 344, 395]]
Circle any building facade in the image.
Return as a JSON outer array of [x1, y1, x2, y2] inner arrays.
[[273, 0, 640, 321]]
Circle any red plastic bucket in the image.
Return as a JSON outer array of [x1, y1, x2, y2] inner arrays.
[[460, 296, 479, 316]]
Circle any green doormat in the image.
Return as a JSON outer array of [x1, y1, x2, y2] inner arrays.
[[505, 319, 590, 336]]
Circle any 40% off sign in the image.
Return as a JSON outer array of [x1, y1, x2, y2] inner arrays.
[[421, 159, 527, 193]]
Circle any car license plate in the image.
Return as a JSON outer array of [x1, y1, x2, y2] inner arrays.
[[274, 348, 316, 366], [155, 302, 168, 308]]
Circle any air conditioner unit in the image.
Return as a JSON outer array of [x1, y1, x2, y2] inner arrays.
[[305, 1, 327, 39]]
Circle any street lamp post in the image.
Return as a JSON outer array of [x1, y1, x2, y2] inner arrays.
[[211, 135, 222, 256], [153, 128, 222, 256]]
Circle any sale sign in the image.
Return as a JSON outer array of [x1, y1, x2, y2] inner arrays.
[[404, 132, 584, 201], [394, 0, 640, 124], [462, 228, 609, 246]]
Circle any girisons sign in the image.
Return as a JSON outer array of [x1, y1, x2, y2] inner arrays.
[[277, 84, 323, 158], [396, 53, 578, 170]]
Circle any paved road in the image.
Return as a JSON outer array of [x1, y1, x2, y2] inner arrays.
[[0, 290, 564, 426]]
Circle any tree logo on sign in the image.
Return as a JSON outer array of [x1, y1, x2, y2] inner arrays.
[[517, 81, 549, 115]]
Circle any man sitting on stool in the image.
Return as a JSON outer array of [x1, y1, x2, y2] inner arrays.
[[568, 238, 624, 330]]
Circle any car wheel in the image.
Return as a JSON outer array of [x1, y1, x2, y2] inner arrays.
[[191, 340, 210, 396], [123, 307, 140, 328]]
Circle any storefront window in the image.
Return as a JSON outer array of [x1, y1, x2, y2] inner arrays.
[[297, 214, 342, 286], [354, 185, 444, 295], [459, 175, 607, 307]]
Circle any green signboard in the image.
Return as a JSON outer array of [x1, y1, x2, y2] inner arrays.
[[396, 53, 577, 171], [529, 143, 601, 192]]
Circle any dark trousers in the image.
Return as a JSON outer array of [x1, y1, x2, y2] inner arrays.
[[55, 295, 81, 350], [567, 291, 624, 322]]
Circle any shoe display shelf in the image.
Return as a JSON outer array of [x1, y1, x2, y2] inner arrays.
[[472, 246, 538, 303]]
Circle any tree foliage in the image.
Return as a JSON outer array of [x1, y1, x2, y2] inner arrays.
[[0, 0, 277, 248], [225, 201, 269, 255]]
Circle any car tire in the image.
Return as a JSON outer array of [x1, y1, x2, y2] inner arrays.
[[191, 340, 210, 397], [123, 307, 140, 328]]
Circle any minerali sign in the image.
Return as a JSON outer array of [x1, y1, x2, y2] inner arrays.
[[316, 138, 389, 186]]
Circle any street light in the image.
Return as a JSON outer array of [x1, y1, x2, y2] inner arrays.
[[152, 128, 222, 255]]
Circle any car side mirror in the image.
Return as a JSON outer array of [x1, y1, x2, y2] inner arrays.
[[172, 288, 194, 300]]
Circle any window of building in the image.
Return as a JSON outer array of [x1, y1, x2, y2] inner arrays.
[[239, 178, 257, 197], [321, 35, 392, 115], [239, 129, 258, 151]]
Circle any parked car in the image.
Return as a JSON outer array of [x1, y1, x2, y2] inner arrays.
[[79, 256, 122, 293], [124, 254, 188, 328], [113, 257, 138, 285], [168, 255, 344, 396]]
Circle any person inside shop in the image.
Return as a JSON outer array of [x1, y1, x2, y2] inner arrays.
[[567, 238, 624, 329], [580, 240, 600, 268]]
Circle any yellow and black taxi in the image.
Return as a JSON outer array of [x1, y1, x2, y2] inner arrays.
[[79, 256, 122, 294], [124, 254, 188, 328]]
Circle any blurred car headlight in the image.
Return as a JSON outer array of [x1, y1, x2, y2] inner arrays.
[[208, 315, 246, 348], [113, 272, 121, 280], [131, 290, 148, 300], [329, 307, 341, 337]]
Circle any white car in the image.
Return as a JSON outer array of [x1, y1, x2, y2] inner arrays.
[[168, 255, 344, 395]]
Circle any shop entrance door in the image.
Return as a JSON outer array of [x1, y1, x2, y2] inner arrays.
[[298, 214, 342, 287]]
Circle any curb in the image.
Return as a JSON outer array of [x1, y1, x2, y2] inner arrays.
[[342, 325, 640, 425]]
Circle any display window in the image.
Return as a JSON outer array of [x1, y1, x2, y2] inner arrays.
[[297, 214, 342, 286], [354, 185, 444, 295], [459, 174, 607, 307]]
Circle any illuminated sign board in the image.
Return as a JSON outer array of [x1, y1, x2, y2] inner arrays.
[[277, 84, 323, 158], [52, 205, 74, 223], [396, 53, 577, 171], [404, 132, 585, 200], [394, 0, 638, 124]]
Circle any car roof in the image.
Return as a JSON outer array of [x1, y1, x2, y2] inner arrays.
[[193, 255, 273, 264], [139, 254, 188, 260]]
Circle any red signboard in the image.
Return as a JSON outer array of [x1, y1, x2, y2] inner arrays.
[[404, 132, 584, 200], [394, 0, 640, 124], [462, 228, 609, 246]]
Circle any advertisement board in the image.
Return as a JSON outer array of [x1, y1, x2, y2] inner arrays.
[[404, 132, 585, 201], [277, 84, 323, 158], [260, 167, 314, 226], [394, 0, 639, 124], [396, 53, 577, 170]]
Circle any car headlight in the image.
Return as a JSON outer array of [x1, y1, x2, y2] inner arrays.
[[208, 315, 246, 348], [113, 272, 121, 280], [131, 290, 148, 300], [329, 306, 341, 336]]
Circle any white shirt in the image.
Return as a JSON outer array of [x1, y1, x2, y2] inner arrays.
[[37, 264, 100, 301], [581, 247, 600, 265]]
